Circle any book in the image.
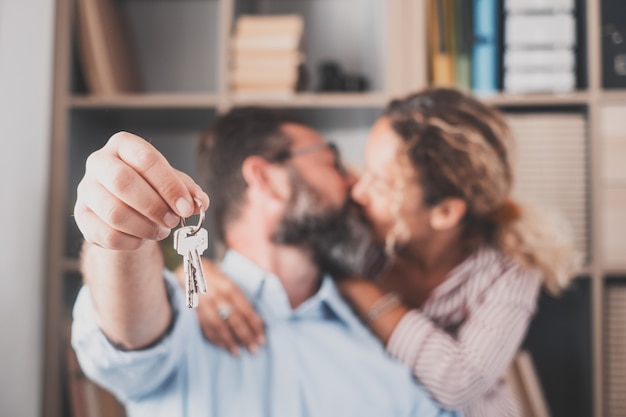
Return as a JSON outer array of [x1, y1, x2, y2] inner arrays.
[[428, 0, 454, 87], [232, 51, 304, 70], [505, 0, 574, 13], [232, 36, 301, 52], [232, 14, 304, 52], [231, 66, 299, 86], [452, 0, 472, 91], [472, 0, 500, 95], [601, 0, 626, 88], [505, 49, 575, 71], [235, 14, 304, 39], [76, 0, 142, 95], [505, 14, 576, 48]]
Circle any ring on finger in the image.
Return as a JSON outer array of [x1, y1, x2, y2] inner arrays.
[[217, 304, 233, 321]]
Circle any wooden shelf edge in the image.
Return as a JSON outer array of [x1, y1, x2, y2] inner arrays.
[[481, 91, 590, 107], [600, 90, 626, 103], [68, 91, 603, 109], [70, 92, 389, 109], [70, 93, 221, 109], [229, 92, 388, 108], [603, 268, 626, 276]]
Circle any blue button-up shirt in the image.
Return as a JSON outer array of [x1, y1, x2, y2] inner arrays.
[[72, 251, 458, 417]]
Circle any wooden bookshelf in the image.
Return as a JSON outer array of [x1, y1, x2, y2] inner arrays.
[[44, 0, 626, 417]]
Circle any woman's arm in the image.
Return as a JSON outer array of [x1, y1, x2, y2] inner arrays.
[[339, 268, 540, 409], [337, 279, 409, 344]]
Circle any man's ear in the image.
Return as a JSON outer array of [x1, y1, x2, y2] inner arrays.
[[430, 198, 467, 231], [241, 156, 290, 202]]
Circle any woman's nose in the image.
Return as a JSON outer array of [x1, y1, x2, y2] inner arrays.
[[350, 175, 367, 204], [344, 169, 358, 188]]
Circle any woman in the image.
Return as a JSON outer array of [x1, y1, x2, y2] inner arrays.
[[189, 88, 577, 416]]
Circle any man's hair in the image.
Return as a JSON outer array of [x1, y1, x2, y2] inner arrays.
[[198, 106, 308, 242]]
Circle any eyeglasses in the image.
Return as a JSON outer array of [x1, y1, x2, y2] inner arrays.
[[273, 141, 348, 177]]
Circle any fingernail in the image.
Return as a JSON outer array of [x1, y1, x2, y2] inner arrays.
[[176, 198, 193, 217], [258, 335, 266, 346], [231, 347, 240, 357], [163, 211, 179, 228], [156, 227, 170, 240]]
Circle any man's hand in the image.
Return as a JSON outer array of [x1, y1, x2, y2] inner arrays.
[[74, 131, 210, 250], [74, 131, 210, 350]]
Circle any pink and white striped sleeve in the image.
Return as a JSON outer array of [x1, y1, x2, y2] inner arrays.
[[386, 267, 541, 409]]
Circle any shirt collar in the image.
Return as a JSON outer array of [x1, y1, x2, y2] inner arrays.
[[220, 250, 358, 328], [427, 246, 495, 301]]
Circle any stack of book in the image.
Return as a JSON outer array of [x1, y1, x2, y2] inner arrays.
[[503, 0, 577, 94], [230, 15, 305, 96]]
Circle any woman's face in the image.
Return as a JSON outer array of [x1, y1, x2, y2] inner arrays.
[[351, 117, 433, 246]]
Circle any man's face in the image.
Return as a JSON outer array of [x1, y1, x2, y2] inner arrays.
[[270, 123, 379, 277], [272, 167, 378, 278]]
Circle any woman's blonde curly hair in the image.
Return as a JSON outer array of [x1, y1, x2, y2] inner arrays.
[[384, 88, 579, 294]]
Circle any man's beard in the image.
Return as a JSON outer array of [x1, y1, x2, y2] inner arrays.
[[271, 169, 385, 279]]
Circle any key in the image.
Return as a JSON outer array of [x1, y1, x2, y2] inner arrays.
[[180, 227, 209, 295], [187, 256, 200, 307], [173, 225, 209, 308], [185, 255, 198, 308], [173, 226, 196, 307]]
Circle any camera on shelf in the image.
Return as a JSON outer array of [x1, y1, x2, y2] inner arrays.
[[316, 61, 369, 92]]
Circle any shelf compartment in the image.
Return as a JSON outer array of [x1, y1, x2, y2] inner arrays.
[[71, 1, 221, 95], [523, 277, 593, 417], [233, 0, 386, 94]]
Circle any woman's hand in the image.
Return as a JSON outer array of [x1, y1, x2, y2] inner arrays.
[[176, 258, 266, 356]]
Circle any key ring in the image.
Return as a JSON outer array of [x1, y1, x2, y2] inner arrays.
[[180, 200, 205, 236]]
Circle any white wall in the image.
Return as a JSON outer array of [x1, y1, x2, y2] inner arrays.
[[0, 0, 55, 416]]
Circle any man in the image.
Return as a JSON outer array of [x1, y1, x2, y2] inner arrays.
[[72, 107, 457, 417]]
